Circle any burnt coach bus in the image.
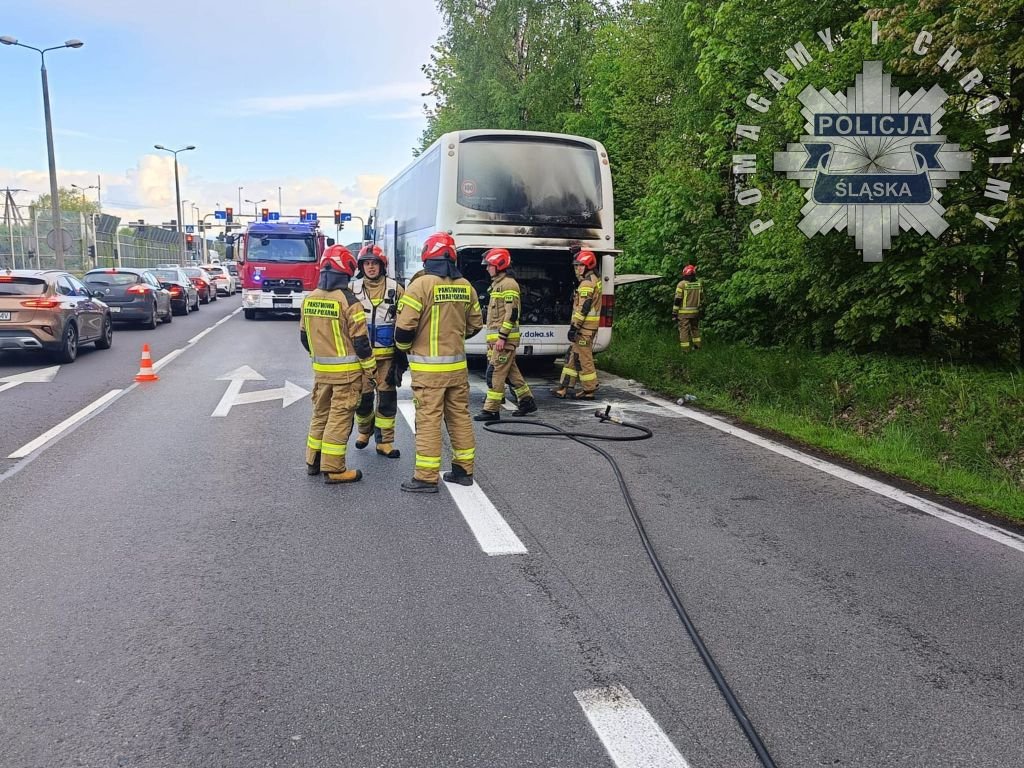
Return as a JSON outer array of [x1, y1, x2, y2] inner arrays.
[[371, 129, 618, 358]]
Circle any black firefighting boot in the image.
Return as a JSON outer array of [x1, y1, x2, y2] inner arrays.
[[473, 410, 500, 423], [401, 478, 439, 493], [442, 464, 474, 486], [512, 397, 537, 417], [306, 452, 321, 475], [375, 443, 401, 459], [324, 468, 363, 484], [573, 390, 597, 401], [355, 433, 370, 450], [550, 386, 572, 399]]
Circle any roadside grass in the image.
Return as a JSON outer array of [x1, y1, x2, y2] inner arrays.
[[597, 324, 1024, 523]]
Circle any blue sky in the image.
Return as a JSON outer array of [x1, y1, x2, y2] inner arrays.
[[1, 0, 443, 228]]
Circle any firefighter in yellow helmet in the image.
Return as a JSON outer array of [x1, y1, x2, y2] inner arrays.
[[351, 244, 404, 458], [552, 248, 602, 400], [474, 247, 537, 422], [394, 232, 484, 493], [672, 264, 702, 351], [301, 246, 376, 484]]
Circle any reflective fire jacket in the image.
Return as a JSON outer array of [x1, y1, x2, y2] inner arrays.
[[486, 272, 522, 345], [394, 273, 483, 381], [572, 271, 602, 333], [300, 287, 376, 384], [351, 275, 404, 359], [673, 279, 702, 316]]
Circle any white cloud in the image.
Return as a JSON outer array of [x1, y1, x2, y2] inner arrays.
[[233, 81, 429, 115]]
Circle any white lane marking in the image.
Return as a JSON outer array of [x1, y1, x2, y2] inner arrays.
[[152, 348, 184, 371], [604, 376, 1024, 555], [397, 398, 527, 555], [8, 389, 123, 459], [212, 379, 245, 418], [398, 401, 418, 433], [0, 365, 61, 394], [444, 481, 529, 555], [469, 378, 517, 412], [575, 685, 692, 768]]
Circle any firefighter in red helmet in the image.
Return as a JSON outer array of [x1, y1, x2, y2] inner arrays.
[[474, 247, 536, 422], [672, 264, 702, 351], [351, 244, 405, 458], [300, 245, 376, 484], [394, 232, 483, 492], [552, 248, 601, 399]]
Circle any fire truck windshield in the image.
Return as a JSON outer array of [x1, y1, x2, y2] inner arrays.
[[246, 235, 317, 263]]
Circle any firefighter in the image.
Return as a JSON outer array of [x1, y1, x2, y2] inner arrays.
[[672, 264, 702, 351], [552, 248, 602, 400], [474, 247, 537, 422], [301, 245, 377, 484], [395, 232, 483, 493], [351, 244, 404, 458]]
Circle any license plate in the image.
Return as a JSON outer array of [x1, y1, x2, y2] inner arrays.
[[273, 298, 291, 305], [0, 312, 10, 321], [109, 307, 120, 313]]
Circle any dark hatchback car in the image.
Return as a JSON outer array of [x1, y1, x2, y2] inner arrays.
[[0, 269, 113, 363], [83, 269, 173, 329], [183, 267, 218, 304], [150, 268, 200, 315]]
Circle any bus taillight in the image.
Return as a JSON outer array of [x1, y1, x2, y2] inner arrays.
[[600, 293, 615, 327]]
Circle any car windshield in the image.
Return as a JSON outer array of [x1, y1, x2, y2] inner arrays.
[[85, 273, 140, 286], [204, 267, 224, 276], [0, 276, 47, 295], [152, 269, 180, 281], [246, 235, 317, 263], [184, 268, 204, 278], [224, 264, 238, 275]]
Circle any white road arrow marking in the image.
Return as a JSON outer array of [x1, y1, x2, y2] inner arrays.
[[211, 366, 308, 417], [0, 365, 60, 394]]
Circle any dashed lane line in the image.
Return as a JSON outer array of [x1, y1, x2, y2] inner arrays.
[[601, 374, 1024, 555], [575, 685, 692, 768], [397, 398, 528, 555]]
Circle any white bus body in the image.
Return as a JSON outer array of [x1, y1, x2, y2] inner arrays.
[[372, 129, 616, 357]]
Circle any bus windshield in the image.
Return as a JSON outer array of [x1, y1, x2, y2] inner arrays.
[[457, 137, 602, 226], [246, 235, 317, 262]]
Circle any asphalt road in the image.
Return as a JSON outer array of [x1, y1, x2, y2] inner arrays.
[[0, 312, 1021, 768]]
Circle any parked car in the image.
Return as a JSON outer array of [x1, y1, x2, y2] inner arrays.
[[150, 267, 200, 315], [83, 268, 173, 328], [183, 267, 218, 304], [200, 264, 236, 295], [0, 269, 113, 363]]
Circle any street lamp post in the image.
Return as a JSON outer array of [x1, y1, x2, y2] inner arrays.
[[245, 198, 266, 218], [238, 187, 243, 217], [2, 35, 84, 269], [154, 144, 195, 264]]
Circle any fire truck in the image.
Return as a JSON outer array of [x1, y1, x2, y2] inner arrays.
[[238, 221, 332, 320]]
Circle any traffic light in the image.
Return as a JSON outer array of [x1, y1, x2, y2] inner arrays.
[[186, 234, 195, 251], [261, 208, 269, 222], [87, 245, 96, 259], [334, 209, 342, 225], [299, 208, 307, 221], [225, 207, 233, 224]]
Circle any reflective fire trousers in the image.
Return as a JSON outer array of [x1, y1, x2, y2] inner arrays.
[[678, 315, 701, 350], [355, 356, 398, 444], [484, 345, 532, 413], [306, 382, 360, 473], [411, 374, 475, 483], [559, 332, 598, 393]]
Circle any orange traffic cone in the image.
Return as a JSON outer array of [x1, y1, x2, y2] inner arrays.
[[134, 343, 159, 382]]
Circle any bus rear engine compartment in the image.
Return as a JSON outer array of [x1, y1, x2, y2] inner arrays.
[[458, 247, 579, 327]]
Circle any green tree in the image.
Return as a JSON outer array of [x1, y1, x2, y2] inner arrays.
[[32, 187, 100, 215]]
